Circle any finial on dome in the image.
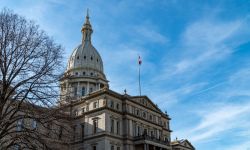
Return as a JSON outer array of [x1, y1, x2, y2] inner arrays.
[[86, 8, 89, 19], [81, 8, 93, 43]]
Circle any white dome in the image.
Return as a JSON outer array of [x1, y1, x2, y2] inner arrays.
[[66, 12, 106, 80], [67, 44, 104, 77]]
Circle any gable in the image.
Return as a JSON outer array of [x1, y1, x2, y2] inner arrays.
[[180, 140, 195, 150], [130, 96, 162, 113]]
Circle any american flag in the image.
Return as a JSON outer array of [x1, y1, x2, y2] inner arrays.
[[138, 56, 142, 65]]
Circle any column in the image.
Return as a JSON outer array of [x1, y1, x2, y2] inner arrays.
[[87, 82, 89, 94]]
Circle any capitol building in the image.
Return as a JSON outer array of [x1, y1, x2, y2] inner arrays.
[[55, 13, 195, 150]]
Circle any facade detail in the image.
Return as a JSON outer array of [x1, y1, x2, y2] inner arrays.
[[57, 13, 195, 150]]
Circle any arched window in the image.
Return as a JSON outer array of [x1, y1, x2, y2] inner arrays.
[[74, 87, 77, 96], [89, 87, 93, 93], [81, 87, 85, 96]]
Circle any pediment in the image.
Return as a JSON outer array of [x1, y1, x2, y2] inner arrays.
[[180, 140, 195, 149], [130, 96, 162, 112]]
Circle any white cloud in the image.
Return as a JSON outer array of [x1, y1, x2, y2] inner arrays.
[[173, 102, 250, 144], [134, 26, 169, 44], [157, 17, 249, 80]]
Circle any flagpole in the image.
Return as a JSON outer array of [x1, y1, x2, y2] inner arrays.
[[139, 63, 141, 97], [138, 55, 142, 97]]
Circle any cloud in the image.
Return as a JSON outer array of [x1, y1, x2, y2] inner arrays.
[[134, 25, 169, 44], [157, 17, 249, 81], [173, 101, 250, 146]]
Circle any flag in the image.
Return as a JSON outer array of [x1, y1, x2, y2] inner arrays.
[[138, 56, 142, 65]]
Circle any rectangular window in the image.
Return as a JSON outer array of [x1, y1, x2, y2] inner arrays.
[[116, 103, 119, 110], [47, 122, 52, 136], [74, 110, 78, 116], [89, 87, 93, 93], [117, 121, 120, 135], [74, 87, 77, 96], [136, 109, 139, 116], [59, 126, 63, 140], [82, 107, 85, 114], [73, 125, 76, 140], [110, 101, 114, 108], [82, 87, 85, 96], [117, 147, 120, 150], [32, 119, 37, 129], [93, 120, 97, 134], [81, 124, 84, 139], [16, 119, 23, 131], [111, 146, 114, 150], [93, 101, 98, 108], [133, 121, 136, 136], [93, 146, 96, 150], [111, 119, 114, 133]]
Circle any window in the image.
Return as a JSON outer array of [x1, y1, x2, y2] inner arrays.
[[149, 115, 152, 120], [47, 122, 52, 136], [90, 72, 93, 76], [75, 72, 78, 75], [81, 124, 84, 139], [143, 129, 147, 135], [14, 144, 20, 150], [89, 87, 93, 93], [92, 146, 96, 150], [117, 147, 120, 150], [82, 107, 85, 114], [16, 119, 23, 131], [93, 101, 98, 108], [136, 109, 139, 116], [82, 87, 85, 96], [117, 121, 120, 135], [83, 71, 86, 75], [111, 146, 114, 150], [132, 106, 135, 114], [111, 119, 114, 133], [74, 87, 77, 96], [143, 112, 146, 118], [133, 121, 136, 136], [59, 126, 63, 140], [110, 101, 114, 108], [137, 126, 140, 136], [97, 59, 99, 62], [73, 125, 76, 140], [77, 56, 79, 59], [93, 120, 97, 134], [116, 103, 119, 110], [74, 110, 78, 116], [151, 131, 154, 137], [84, 55, 86, 59], [31, 119, 37, 129], [91, 56, 93, 60]]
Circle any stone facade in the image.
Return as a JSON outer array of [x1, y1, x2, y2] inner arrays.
[[54, 13, 196, 150]]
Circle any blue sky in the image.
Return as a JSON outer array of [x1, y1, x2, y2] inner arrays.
[[1, 0, 250, 149]]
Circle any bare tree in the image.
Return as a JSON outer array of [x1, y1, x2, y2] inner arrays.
[[0, 9, 70, 149]]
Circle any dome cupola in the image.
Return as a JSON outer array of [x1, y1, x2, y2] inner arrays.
[[60, 11, 108, 103]]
